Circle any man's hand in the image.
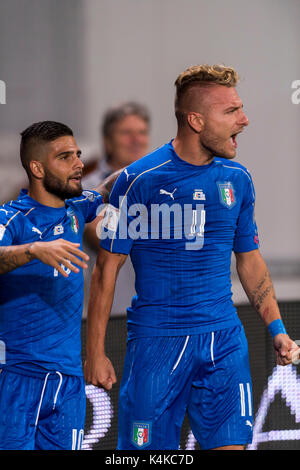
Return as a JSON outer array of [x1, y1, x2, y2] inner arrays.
[[273, 334, 300, 366], [84, 249, 126, 391], [29, 238, 89, 277], [84, 355, 117, 390]]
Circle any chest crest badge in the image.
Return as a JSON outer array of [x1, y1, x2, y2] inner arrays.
[[67, 208, 79, 234], [217, 182, 237, 209]]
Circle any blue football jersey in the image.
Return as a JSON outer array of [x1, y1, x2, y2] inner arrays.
[[101, 140, 259, 339], [0, 189, 103, 376]]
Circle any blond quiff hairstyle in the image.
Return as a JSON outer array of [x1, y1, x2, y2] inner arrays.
[[174, 64, 239, 113]]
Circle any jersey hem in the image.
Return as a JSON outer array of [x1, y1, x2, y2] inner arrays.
[[127, 315, 242, 340], [0, 363, 83, 378], [200, 437, 252, 450]]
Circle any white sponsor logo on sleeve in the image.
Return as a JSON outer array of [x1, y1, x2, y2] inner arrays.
[[102, 205, 120, 232]]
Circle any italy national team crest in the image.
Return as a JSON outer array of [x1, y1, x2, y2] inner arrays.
[[67, 209, 79, 234], [70, 214, 79, 233], [132, 422, 151, 448], [217, 182, 236, 209]]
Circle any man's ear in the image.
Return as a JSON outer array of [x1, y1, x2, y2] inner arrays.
[[30, 160, 45, 179], [187, 112, 204, 133]]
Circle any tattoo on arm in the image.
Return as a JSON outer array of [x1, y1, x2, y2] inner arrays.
[[25, 246, 34, 262], [0, 244, 34, 275], [96, 169, 123, 203], [249, 269, 276, 313], [254, 285, 273, 311], [100, 182, 110, 204], [0, 247, 19, 274]]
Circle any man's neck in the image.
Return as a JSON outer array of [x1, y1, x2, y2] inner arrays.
[[28, 184, 65, 208], [172, 135, 214, 166]]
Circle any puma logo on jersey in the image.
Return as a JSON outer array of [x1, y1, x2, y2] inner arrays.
[[0, 208, 12, 216], [246, 420, 253, 428], [124, 168, 136, 181], [32, 227, 43, 238], [159, 188, 177, 200]]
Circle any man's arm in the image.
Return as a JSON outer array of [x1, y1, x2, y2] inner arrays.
[[94, 168, 123, 204], [83, 169, 124, 252], [83, 212, 105, 253], [84, 246, 127, 389], [0, 244, 35, 274], [235, 249, 299, 366], [0, 239, 89, 276]]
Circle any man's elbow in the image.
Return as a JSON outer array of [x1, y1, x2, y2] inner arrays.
[[235, 249, 267, 277]]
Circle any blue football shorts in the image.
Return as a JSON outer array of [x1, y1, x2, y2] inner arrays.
[[0, 367, 86, 450], [118, 324, 253, 450]]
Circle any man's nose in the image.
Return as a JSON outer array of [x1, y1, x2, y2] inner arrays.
[[239, 111, 249, 127], [74, 155, 84, 169]]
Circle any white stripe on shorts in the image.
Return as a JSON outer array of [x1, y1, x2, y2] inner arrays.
[[239, 383, 246, 417], [210, 332, 216, 367], [247, 382, 252, 416], [35, 372, 50, 426], [171, 336, 190, 374]]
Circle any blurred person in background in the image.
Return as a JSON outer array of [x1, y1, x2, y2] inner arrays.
[[82, 102, 151, 316], [83, 101, 151, 250]]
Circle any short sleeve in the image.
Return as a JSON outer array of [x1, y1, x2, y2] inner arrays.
[[233, 171, 260, 253], [100, 169, 147, 254], [68, 190, 104, 224], [0, 207, 18, 246]]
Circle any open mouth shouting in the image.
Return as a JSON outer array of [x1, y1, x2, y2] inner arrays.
[[231, 134, 238, 148], [230, 130, 243, 149]]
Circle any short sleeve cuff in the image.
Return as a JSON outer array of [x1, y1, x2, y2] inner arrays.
[[100, 234, 132, 254], [233, 234, 260, 253]]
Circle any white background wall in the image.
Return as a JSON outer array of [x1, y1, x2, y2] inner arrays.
[[0, 0, 299, 303], [81, 0, 300, 262]]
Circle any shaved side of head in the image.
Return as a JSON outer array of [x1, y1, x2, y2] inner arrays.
[[174, 64, 239, 129], [175, 82, 218, 127]]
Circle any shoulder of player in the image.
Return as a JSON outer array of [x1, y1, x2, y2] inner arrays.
[[118, 144, 173, 187], [65, 191, 103, 224], [214, 157, 253, 181], [66, 190, 103, 206], [0, 200, 30, 228]]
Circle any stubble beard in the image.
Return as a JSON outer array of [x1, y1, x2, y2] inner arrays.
[[199, 132, 236, 160], [43, 168, 82, 201]]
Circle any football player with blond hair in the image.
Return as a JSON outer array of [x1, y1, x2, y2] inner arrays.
[[85, 64, 299, 450]]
